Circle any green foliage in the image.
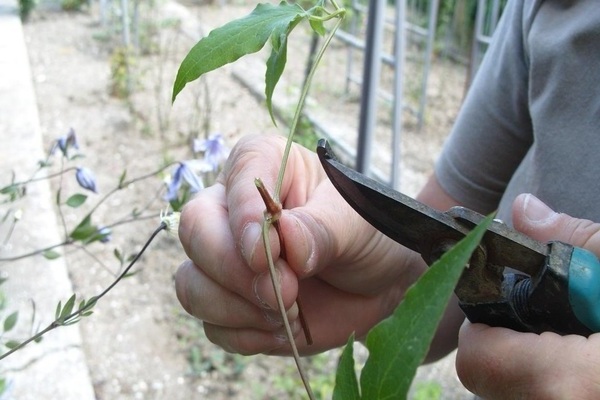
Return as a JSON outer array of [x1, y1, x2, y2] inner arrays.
[[66, 193, 87, 208], [60, 0, 87, 11], [333, 335, 360, 400], [333, 215, 493, 399], [412, 381, 443, 400], [110, 46, 135, 98], [18, 0, 36, 21], [172, 2, 494, 398], [172, 1, 315, 123], [2, 312, 18, 333], [42, 249, 61, 260]]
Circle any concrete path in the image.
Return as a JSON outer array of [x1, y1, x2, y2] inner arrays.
[[0, 1, 95, 398]]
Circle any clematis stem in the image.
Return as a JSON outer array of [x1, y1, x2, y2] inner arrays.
[[255, 178, 313, 345]]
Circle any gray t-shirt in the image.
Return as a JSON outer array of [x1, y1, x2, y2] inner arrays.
[[435, 0, 600, 225]]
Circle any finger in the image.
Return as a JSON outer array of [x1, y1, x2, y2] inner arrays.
[[220, 134, 288, 272], [175, 260, 298, 330], [512, 193, 600, 253], [203, 321, 303, 356], [456, 321, 600, 399], [201, 277, 399, 356], [178, 184, 298, 311]]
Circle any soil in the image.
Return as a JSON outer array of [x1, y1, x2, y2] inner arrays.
[[21, 1, 472, 398]]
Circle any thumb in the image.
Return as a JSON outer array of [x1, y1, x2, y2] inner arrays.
[[512, 193, 600, 253]]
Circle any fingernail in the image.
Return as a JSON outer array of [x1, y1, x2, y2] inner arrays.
[[523, 194, 557, 222], [273, 319, 299, 343], [262, 303, 298, 327], [241, 222, 262, 266], [252, 270, 280, 310]]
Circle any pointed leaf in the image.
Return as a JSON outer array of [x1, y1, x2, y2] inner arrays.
[[333, 334, 360, 400], [172, 1, 306, 102], [265, 32, 289, 125], [359, 214, 494, 399], [4, 340, 20, 349], [264, 15, 303, 124], [118, 169, 127, 188], [42, 249, 61, 260], [3, 311, 18, 332], [309, 18, 326, 36], [70, 215, 94, 241], [55, 300, 62, 320], [66, 193, 88, 208], [59, 294, 77, 321]]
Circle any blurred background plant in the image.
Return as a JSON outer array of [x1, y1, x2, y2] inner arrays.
[[18, 0, 36, 20], [0, 126, 229, 361]]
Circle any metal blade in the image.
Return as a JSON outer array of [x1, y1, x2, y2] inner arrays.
[[317, 139, 468, 260], [316, 139, 548, 275]]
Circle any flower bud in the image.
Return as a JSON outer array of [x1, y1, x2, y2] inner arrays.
[[75, 167, 97, 193]]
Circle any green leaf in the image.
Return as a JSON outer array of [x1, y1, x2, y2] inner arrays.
[[359, 214, 494, 399], [4, 340, 20, 349], [172, 1, 307, 102], [309, 18, 326, 36], [69, 215, 97, 242], [0, 184, 17, 195], [264, 13, 303, 124], [55, 300, 62, 320], [42, 249, 61, 260], [58, 294, 76, 322], [65, 193, 88, 208], [333, 334, 360, 400], [118, 169, 127, 188], [3, 311, 18, 332]]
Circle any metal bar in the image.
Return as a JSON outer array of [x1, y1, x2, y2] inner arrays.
[[416, 0, 438, 130], [391, 0, 406, 189], [356, 0, 385, 174]]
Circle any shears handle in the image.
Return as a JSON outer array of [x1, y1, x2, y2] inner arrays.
[[460, 242, 600, 336]]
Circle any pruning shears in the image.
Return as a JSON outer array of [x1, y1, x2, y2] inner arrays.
[[317, 139, 600, 336]]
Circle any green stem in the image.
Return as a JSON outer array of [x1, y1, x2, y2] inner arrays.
[[0, 222, 167, 361], [0, 167, 78, 193], [0, 241, 71, 262], [274, 15, 344, 201]]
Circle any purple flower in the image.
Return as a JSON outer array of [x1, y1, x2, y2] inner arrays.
[[164, 162, 203, 201], [51, 128, 79, 157], [192, 133, 230, 170], [97, 226, 112, 243], [75, 167, 97, 193]]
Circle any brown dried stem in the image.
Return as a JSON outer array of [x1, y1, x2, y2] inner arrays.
[[255, 178, 313, 344]]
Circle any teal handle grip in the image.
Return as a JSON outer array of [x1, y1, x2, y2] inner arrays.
[[569, 247, 600, 332]]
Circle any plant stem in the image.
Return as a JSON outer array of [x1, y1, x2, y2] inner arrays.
[[274, 16, 344, 201], [260, 9, 344, 400], [0, 241, 72, 262], [0, 222, 167, 361], [261, 218, 315, 400]]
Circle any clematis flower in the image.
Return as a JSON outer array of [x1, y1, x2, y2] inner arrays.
[[192, 133, 230, 170], [160, 209, 180, 236], [75, 167, 97, 193], [96, 226, 112, 243], [164, 162, 204, 202], [50, 128, 79, 157]]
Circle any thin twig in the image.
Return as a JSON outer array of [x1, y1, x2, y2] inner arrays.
[[261, 218, 315, 400], [256, 179, 313, 345], [0, 222, 167, 361]]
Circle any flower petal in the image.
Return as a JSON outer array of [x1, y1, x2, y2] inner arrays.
[[75, 167, 97, 193]]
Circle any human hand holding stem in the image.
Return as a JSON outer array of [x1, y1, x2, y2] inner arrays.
[[171, 2, 345, 397], [253, 11, 344, 400]]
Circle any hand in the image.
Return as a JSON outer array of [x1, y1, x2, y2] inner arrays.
[[456, 194, 600, 399], [175, 134, 423, 355]]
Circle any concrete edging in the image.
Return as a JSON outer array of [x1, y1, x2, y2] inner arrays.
[[0, 1, 95, 398]]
